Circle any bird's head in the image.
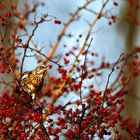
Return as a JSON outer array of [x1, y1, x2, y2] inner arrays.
[[33, 64, 52, 75]]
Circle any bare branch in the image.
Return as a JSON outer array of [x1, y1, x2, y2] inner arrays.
[[52, 0, 110, 104]]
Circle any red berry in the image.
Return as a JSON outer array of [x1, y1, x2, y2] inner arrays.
[[54, 20, 61, 24], [48, 65, 52, 69], [5, 12, 11, 18], [22, 44, 27, 48], [114, 2, 118, 6]]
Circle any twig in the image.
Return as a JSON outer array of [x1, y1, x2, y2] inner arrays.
[[44, 0, 94, 64], [79, 38, 93, 101], [0, 49, 19, 86], [28, 47, 62, 68], [77, 106, 86, 139], [102, 53, 124, 105], [40, 112, 50, 140], [20, 14, 49, 76], [52, 0, 110, 104], [40, 122, 50, 140]]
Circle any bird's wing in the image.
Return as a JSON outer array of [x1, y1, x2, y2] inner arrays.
[[20, 71, 30, 80]]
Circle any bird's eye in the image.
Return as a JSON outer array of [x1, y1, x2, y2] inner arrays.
[[39, 65, 45, 69]]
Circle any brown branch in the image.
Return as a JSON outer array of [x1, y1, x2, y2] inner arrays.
[[0, 49, 19, 86], [28, 47, 62, 68], [20, 14, 48, 76], [1, 20, 8, 42], [40, 121, 50, 140], [79, 38, 93, 101], [102, 53, 123, 105], [52, 0, 110, 104], [44, 0, 94, 64]]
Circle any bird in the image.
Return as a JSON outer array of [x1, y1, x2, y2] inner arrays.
[[19, 64, 52, 99]]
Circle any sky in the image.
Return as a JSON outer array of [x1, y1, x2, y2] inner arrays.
[[16, 1, 140, 139], [20, 0, 124, 70], [16, 0, 140, 101]]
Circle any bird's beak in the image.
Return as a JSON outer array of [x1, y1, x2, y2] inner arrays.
[[44, 66, 51, 71], [45, 65, 52, 70], [41, 65, 52, 73]]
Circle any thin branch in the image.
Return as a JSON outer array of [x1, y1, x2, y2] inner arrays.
[[52, 0, 110, 104], [20, 14, 49, 76], [28, 47, 62, 67], [44, 0, 94, 64], [79, 38, 93, 101], [40, 122, 50, 140], [102, 53, 123, 105], [0, 49, 19, 86]]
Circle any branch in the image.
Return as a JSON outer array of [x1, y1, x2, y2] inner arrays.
[[79, 38, 93, 101], [40, 120, 50, 140], [102, 53, 124, 105], [52, 0, 110, 104], [28, 46, 62, 68], [0, 48, 19, 86], [20, 14, 49, 76], [44, 0, 94, 64]]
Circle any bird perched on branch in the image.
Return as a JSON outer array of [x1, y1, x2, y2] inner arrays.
[[19, 64, 52, 99]]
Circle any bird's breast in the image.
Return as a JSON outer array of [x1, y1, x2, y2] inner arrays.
[[20, 72, 44, 94]]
